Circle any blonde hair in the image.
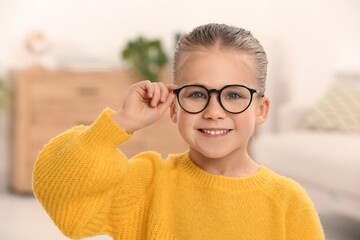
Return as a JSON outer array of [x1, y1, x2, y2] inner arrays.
[[173, 23, 268, 92]]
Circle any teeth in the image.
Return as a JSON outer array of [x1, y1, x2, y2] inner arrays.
[[201, 129, 229, 135]]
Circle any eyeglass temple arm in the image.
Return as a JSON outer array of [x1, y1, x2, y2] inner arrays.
[[256, 90, 265, 97]]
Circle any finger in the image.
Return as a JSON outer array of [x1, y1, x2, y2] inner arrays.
[[167, 84, 179, 91], [143, 80, 153, 98], [166, 84, 178, 100], [166, 84, 179, 102], [159, 82, 168, 103], [167, 84, 180, 94], [158, 89, 177, 112], [166, 90, 177, 103], [150, 83, 161, 107]]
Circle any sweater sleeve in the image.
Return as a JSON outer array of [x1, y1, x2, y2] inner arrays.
[[32, 108, 157, 239], [285, 180, 325, 240]]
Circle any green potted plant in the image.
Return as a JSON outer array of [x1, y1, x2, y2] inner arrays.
[[121, 36, 169, 82], [0, 77, 9, 112]]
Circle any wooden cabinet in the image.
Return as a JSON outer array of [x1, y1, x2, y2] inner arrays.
[[10, 68, 187, 194]]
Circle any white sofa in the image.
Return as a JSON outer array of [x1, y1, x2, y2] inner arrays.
[[252, 103, 360, 221]]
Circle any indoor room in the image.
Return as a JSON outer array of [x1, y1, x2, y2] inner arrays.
[[0, 0, 359, 239]]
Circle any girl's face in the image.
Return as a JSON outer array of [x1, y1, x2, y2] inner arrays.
[[170, 48, 270, 160]]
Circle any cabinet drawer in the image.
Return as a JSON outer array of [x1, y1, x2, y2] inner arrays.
[[28, 78, 127, 101], [28, 78, 129, 125], [30, 99, 121, 125]]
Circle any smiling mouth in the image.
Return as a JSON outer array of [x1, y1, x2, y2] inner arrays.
[[198, 129, 232, 136]]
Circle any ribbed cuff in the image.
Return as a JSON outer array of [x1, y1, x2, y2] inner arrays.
[[80, 108, 134, 150]]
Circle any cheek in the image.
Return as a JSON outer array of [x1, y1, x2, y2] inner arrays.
[[176, 111, 195, 133], [176, 114, 197, 145], [233, 111, 257, 133]]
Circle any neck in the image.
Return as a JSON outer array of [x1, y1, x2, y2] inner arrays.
[[188, 147, 260, 178]]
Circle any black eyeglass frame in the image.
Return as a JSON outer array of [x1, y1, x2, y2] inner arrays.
[[173, 84, 265, 114]]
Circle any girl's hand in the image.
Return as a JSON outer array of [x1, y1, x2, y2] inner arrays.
[[112, 80, 179, 134]]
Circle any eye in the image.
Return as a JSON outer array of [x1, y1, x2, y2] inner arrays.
[[188, 91, 207, 99], [225, 92, 242, 100]]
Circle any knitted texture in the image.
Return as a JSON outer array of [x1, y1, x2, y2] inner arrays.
[[33, 108, 325, 240]]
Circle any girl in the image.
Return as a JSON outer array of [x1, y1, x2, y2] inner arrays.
[[33, 23, 324, 239]]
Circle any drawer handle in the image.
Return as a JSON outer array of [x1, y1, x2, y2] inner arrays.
[[75, 121, 93, 126], [76, 87, 99, 96]]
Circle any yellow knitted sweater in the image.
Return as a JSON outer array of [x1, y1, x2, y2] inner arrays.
[[33, 108, 324, 240]]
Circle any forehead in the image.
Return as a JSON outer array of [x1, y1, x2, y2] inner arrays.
[[179, 49, 257, 88]]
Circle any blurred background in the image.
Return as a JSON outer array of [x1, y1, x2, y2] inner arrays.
[[0, 0, 359, 239]]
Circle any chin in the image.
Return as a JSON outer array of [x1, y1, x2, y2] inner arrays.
[[192, 147, 234, 160]]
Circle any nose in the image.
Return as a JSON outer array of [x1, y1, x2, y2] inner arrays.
[[202, 93, 227, 119]]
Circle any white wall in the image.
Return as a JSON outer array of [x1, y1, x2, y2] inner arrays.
[[0, 0, 359, 127], [0, 0, 359, 191]]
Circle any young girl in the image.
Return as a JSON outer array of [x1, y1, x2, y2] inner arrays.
[[33, 23, 324, 239]]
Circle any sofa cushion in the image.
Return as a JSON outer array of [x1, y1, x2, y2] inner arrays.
[[301, 85, 360, 132], [253, 130, 360, 199]]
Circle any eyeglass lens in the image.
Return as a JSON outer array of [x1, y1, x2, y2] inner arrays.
[[178, 85, 252, 113]]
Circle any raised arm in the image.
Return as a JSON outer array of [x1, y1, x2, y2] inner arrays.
[[33, 81, 178, 239]]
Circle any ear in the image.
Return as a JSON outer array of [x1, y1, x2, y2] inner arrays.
[[170, 100, 178, 123], [256, 96, 270, 125]]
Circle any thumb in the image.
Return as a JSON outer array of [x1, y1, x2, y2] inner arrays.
[[154, 84, 179, 113], [164, 84, 179, 106], [157, 90, 177, 112], [167, 84, 179, 92]]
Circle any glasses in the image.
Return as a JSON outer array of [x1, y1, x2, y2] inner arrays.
[[173, 84, 264, 114]]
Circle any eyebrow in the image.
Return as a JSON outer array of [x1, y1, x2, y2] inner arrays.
[[181, 83, 219, 89]]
